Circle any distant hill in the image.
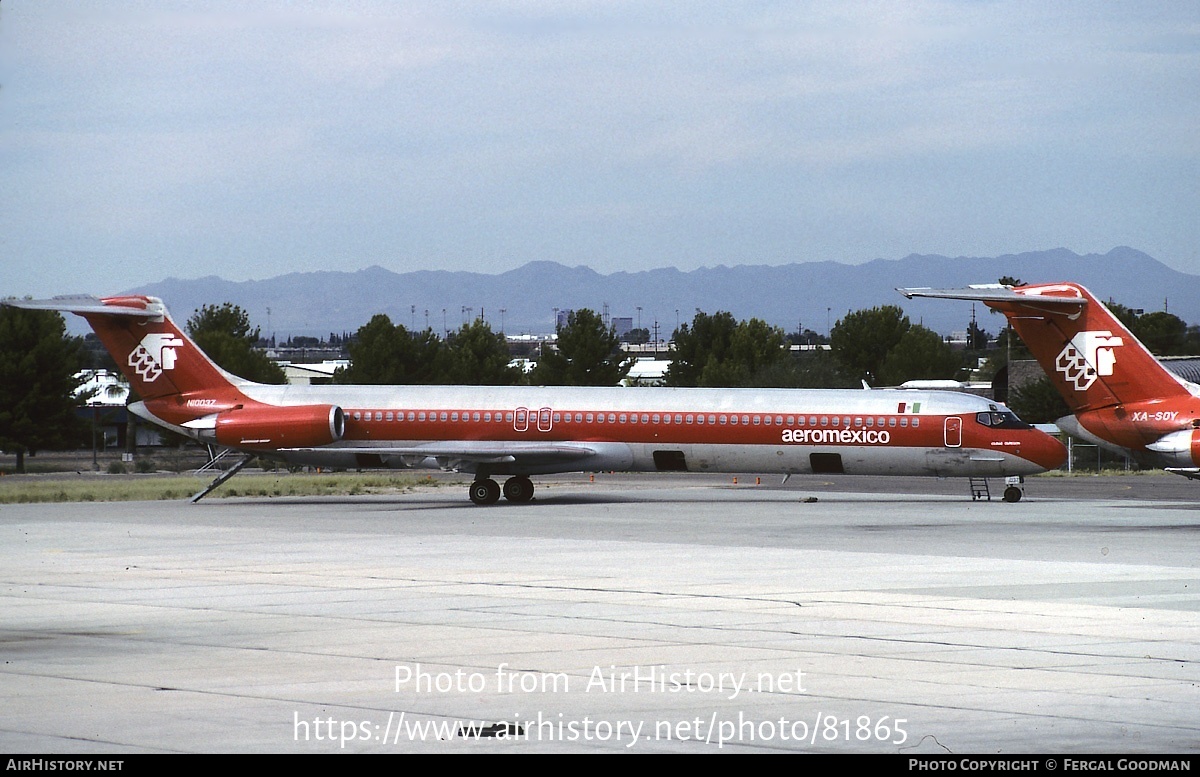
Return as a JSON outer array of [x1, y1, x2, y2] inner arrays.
[[118, 247, 1199, 340]]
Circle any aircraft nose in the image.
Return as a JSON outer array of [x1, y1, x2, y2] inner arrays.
[[1025, 430, 1068, 472]]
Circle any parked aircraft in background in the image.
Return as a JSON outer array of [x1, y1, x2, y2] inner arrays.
[[6, 295, 1066, 503], [899, 282, 1200, 478]]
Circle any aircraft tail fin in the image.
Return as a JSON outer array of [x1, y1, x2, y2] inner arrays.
[[899, 283, 1196, 413], [4, 295, 248, 402]]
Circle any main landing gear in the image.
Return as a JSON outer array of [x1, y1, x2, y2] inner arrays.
[[469, 476, 535, 505]]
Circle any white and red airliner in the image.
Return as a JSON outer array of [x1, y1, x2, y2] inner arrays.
[[901, 281, 1200, 478], [8, 295, 1067, 504]]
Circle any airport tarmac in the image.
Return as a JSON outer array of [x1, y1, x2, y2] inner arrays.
[[1, 473, 1198, 753]]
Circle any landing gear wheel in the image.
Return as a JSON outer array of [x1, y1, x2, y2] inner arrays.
[[1003, 486, 1023, 503], [503, 476, 535, 503], [469, 478, 501, 505]]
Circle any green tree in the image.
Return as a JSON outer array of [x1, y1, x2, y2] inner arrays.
[[336, 314, 446, 384], [621, 327, 650, 345], [666, 311, 739, 387], [966, 320, 990, 351], [876, 325, 961, 386], [740, 349, 856, 388], [443, 319, 523, 385], [532, 309, 629, 386], [1132, 311, 1187, 355], [186, 303, 285, 384], [1008, 376, 1070, 424], [666, 311, 790, 387], [704, 317, 789, 387], [1104, 300, 1141, 331], [830, 305, 910, 385], [0, 305, 89, 472], [1100, 301, 1188, 356]]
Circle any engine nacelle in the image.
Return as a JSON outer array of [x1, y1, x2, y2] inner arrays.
[[214, 404, 345, 449], [1144, 428, 1200, 468]]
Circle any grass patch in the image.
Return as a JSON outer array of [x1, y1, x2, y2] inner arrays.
[[0, 473, 452, 504], [1035, 467, 1162, 477]]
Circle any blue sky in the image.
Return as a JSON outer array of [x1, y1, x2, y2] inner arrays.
[[2, 1, 1198, 297]]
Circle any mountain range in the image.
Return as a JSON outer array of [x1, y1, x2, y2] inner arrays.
[[119, 247, 1197, 340]]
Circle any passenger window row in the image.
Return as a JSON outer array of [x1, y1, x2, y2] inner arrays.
[[347, 410, 921, 428]]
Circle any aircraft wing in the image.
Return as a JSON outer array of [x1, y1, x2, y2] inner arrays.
[[896, 285, 1088, 307], [282, 440, 605, 468]]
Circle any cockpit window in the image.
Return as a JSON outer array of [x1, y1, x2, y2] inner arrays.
[[975, 411, 1031, 429]]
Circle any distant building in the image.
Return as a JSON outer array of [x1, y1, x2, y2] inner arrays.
[[280, 360, 349, 385], [75, 370, 129, 407], [611, 317, 633, 338], [508, 358, 537, 374], [73, 370, 160, 447], [622, 358, 671, 386]]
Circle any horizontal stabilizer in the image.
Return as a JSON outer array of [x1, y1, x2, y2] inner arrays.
[[897, 286, 1087, 307], [3, 295, 162, 318]]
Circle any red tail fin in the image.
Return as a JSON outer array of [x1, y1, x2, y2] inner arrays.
[[6, 295, 248, 403], [987, 283, 1191, 412]]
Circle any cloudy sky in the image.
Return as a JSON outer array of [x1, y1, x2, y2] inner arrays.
[[2, 1, 1197, 297]]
